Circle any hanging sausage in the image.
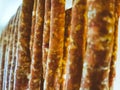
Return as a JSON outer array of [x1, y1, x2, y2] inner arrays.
[[28, 0, 45, 89], [80, 0, 115, 89], [42, 0, 51, 79], [44, 0, 65, 89], [64, 0, 87, 89], [62, 8, 71, 90], [30, 0, 37, 57], [14, 0, 34, 89]]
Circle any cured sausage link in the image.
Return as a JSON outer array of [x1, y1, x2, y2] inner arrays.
[[44, 0, 65, 90], [64, 0, 87, 90], [80, 0, 115, 90], [30, 0, 37, 57], [14, 0, 34, 90], [28, 0, 45, 90], [62, 8, 71, 90], [42, 0, 51, 79]]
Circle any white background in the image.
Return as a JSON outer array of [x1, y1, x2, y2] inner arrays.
[[0, 0, 120, 90], [0, 0, 22, 33]]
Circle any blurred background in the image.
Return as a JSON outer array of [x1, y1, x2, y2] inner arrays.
[[0, 0, 120, 90]]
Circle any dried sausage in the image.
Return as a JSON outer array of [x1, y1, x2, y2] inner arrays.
[[62, 8, 71, 90], [28, 0, 45, 90], [64, 0, 87, 89], [14, 1, 34, 89], [80, 0, 115, 89], [42, 0, 51, 79], [44, 0, 65, 89], [30, 0, 37, 57]]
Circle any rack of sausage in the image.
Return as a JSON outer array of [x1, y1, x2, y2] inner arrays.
[[0, 0, 119, 90]]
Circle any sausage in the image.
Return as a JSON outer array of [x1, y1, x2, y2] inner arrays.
[[62, 8, 71, 90], [44, 0, 65, 89], [42, 0, 51, 79], [64, 0, 87, 90], [30, 0, 37, 57], [8, 6, 21, 90], [28, 0, 45, 90], [109, 1, 119, 89], [14, 0, 34, 90], [80, 0, 115, 90]]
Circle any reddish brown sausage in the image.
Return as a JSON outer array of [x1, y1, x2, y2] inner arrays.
[[14, 0, 34, 90], [44, 0, 65, 89], [64, 0, 87, 90], [62, 8, 72, 90], [80, 0, 115, 90], [42, 0, 51, 79], [30, 0, 37, 57], [28, 0, 45, 90]]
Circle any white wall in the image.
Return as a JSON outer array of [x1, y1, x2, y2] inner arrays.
[[0, 0, 22, 33]]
